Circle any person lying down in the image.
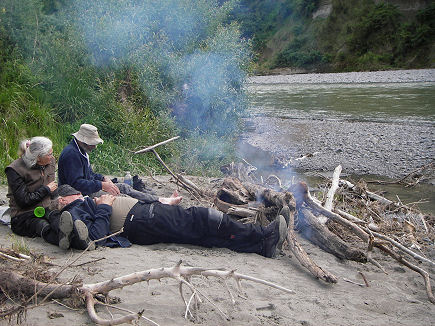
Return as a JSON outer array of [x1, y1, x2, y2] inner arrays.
[[54, 184, 288, 257]]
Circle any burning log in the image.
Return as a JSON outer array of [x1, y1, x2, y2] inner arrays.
[[297, 208, 366, 262], [216, 177, 337, 283]]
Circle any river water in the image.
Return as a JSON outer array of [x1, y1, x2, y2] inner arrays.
[[242, 69, 435, 214], [247, 69, 435, 125]]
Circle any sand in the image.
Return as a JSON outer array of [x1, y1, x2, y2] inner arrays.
[[0, 175, 434, 326]]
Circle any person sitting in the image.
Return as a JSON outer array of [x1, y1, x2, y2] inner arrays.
[[57, 123, 158, 202], [54, 184, 288, 258], [5, 137, 91, 250]]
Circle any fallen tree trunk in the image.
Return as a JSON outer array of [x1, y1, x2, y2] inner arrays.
[[297, 208, 366, 262]]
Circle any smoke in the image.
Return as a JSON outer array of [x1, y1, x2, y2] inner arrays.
[[71, 0, 250, 134]]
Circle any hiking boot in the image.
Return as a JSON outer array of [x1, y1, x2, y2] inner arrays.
[[263, 215, 288, 258], [275, 215, 288, 253], [58, 211, 73, 250], [71, 220, 95, 251], [132, 175, 156, 194]]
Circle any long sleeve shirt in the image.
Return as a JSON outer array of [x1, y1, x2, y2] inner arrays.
[[58, 139, 104, 196]]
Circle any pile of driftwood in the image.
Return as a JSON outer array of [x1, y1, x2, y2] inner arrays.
[[0, 158, 433, 325], [216, 162, 434, 303]]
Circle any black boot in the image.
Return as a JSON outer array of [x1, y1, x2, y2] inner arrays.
[[35, 219, 50, 237], [262, 215, 287, 258], [58, 211, 74, 250], [70, 220, 95, 251]]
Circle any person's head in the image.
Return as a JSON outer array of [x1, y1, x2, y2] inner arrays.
[[21, 137, 53, 168], [72, 124, 103, 153], [53, 184, 84, 210]]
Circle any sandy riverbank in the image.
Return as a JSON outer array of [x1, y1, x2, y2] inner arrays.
[[0, 175, 434, 326]]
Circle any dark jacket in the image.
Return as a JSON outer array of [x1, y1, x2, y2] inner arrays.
[[63, 197, 131, 248], [5, 157, 55, 217], [58, 139, 104, 196]]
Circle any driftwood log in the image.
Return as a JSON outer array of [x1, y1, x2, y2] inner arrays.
[[216, 177, 338, 283], [0, 261, 294, 325], [293, 181, 435, 304], [216, 161, 434, 304]]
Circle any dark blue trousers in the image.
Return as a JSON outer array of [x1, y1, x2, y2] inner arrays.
[[122, 202, 266, 254], [11, 210, 59, 245]]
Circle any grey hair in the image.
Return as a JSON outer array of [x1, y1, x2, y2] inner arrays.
[[22, 136, 53, 168], [18, 139, 30, 157]]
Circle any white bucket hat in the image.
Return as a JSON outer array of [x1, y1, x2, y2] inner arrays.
[[72, 124, 104, 145]]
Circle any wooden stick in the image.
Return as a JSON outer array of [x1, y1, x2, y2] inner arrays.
[[148, 149, 203, 202], [358, 271, 370, 287], [285, 207, 338, 283], [134, 136, 180, 154], [343, 278, 365, 287], [360, 226, 435, 266], [324, 165, 342, 212]]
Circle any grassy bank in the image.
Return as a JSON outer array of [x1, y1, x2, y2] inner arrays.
[[0, 0, 249, 182]]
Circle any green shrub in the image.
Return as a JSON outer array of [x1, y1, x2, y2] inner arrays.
[[0, 0, 250, 181]]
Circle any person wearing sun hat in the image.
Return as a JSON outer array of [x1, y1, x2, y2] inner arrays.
[[58, 123, 159, 202]]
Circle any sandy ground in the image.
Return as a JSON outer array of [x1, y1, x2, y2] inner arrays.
[[0, 175, 434, 326]]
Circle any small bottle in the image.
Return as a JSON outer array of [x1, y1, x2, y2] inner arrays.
[[124, 171, 132, 186], [34, 206, 45, 218]]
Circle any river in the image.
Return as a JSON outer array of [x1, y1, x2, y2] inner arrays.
[[241, 69, 435, 214]]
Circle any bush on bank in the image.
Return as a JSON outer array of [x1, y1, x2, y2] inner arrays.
[[0, 0, 250, 181]]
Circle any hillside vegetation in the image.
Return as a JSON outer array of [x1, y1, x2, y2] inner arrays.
[[232, 0, 434, 73], [0, 0, 249, 180]]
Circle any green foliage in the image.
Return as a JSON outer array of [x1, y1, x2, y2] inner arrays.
[[316, 0, 434, 71], [0, 0, 249, 181], [9, 234, 31, 255], [230, 0, 294, 52], [0, 26, 62, 173], [231, 0, 433, 72], [347, 3, 402, 55], [293, 0, 319, 18], [273, 47, 327, 68], [169, 132, 238, 177]]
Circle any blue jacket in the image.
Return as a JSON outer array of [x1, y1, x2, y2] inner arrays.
[[58, 139, 104, 196], [63, 197, 131, 248]]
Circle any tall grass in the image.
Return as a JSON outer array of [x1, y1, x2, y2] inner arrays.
[[1, 0, 248, 182]]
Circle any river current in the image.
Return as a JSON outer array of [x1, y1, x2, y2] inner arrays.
[[247, 69, 435, 125]]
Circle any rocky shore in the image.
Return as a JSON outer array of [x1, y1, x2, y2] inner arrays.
[[242, 69, 435, 182], [240, 116, 435, 181]]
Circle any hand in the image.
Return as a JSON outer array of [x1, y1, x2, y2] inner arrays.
[[95, 194, 116, 206], [103, 176, 112, 182], [102, 181, 120, 195], [46, 181, 58, 192]]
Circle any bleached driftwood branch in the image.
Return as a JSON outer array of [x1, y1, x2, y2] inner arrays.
[[296, 182, 435, 304], [0, 261, 295, 325], [134, 137, 204, 201], [284, 205, 338, 283], [324, 165, 342, 212]]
